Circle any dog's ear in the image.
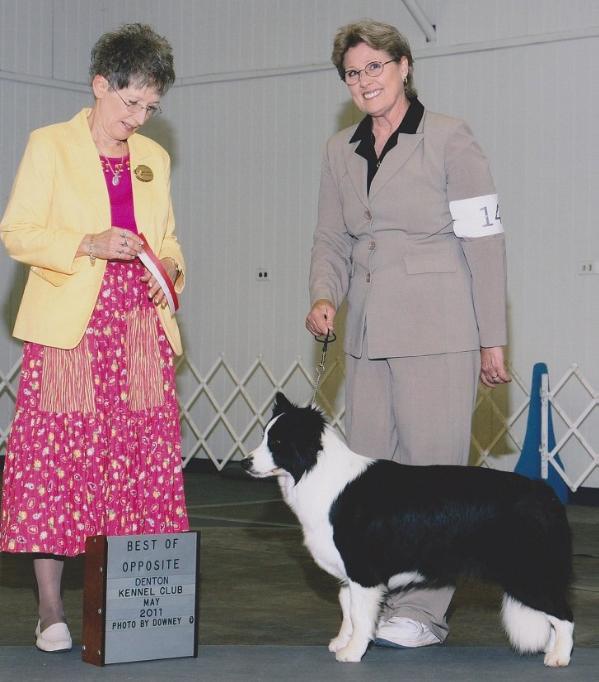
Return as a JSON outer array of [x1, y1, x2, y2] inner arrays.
[[286, 443, 317, 485], [272, 392, 294, 417]]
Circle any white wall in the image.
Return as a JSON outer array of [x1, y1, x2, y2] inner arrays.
[[412, 1, 599, 487], [1, 1, 598, 486]]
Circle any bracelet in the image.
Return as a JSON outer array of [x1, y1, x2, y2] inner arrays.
[[165, 258, 182, 283], [88, 235, 96, 265], [173, 261, 182, 283]]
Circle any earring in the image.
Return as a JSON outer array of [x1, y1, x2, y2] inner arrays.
[[403, 75, 408, 86]]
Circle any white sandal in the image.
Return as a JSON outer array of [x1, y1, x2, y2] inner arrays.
[[35, 620, 72, 652]]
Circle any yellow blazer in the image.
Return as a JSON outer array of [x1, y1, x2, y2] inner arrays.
[[0, 108, 185, 354]]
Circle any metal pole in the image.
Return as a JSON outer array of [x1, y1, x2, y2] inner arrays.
[[540, 372, 549, 479], [402, 0, 437, 43]]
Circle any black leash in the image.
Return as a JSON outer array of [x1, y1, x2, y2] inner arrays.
[[311, 329, 336, 405]]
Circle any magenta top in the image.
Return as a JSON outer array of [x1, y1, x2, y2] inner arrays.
[[100, 155, 138, 234]]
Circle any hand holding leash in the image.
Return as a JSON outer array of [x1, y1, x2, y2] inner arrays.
[[306, 299, 336, 337]]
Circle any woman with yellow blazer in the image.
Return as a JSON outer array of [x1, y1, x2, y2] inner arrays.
[[0, 24, 188, 652]]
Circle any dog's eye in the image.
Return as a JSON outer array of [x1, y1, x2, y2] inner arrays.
[[271, 439, 281, 447]]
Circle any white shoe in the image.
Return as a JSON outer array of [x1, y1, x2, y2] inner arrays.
[[35, 620, 72, 652], [375, 616, 441, 648]]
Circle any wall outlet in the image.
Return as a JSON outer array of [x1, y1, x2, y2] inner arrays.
[[579, 261, 599, 275], [256, 269, 270, 281]]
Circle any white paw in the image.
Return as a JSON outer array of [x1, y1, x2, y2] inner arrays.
[[544, 651, 571, 668], [335, 641, 367, 663], [329, 634, 351, 652]]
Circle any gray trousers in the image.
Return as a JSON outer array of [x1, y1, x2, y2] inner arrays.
[[344, 339, 481, 642]]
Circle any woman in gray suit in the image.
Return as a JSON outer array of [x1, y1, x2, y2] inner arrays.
[[305, 19, 510, 649]]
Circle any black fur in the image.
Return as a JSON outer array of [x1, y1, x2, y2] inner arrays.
[[267, 392, 326, 483], [330, 460, 573, 621], [269, 394, 573, 623]]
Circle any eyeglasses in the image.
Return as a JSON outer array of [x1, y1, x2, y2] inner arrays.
[[343, 59, 397, 85], [112, 89, 162, 118]]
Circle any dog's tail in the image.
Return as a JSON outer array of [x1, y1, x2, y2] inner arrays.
[[501, 595, 551, 653]]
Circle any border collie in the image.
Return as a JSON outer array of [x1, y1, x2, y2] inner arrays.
[[242, 393, 574, 667]]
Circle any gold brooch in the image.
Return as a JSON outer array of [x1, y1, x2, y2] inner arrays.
[[134, 165, 153, 182]]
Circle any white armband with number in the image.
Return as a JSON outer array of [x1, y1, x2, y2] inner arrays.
[[449, 193, 504, 238]]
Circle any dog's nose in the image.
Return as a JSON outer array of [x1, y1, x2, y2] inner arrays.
[[240, 457, 253, 471]]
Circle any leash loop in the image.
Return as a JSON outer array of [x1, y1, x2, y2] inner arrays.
[[311, 329, 336, 405]]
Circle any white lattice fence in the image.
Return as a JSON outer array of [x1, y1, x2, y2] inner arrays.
[[175, 353, 346, 470], [1, 355, 599, 489], [470, 365, 531, 468], [0, 358, 20, 455], [541, 365, 599, 492]]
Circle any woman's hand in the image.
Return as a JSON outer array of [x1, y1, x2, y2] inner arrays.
[[306, 299, 336, 337], [141, 257, 178, 308], [78, 228, 143, 261], [480, 346, 511, 388]]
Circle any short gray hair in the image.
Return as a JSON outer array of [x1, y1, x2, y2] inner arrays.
[[89, 23, 175, 96], [331, 19, 417, 99]]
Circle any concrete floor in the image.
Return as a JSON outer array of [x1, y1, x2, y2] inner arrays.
[[0, 464, 597, 680]]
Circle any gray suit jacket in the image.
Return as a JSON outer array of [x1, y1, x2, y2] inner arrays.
[[309, 109, 507, 359]]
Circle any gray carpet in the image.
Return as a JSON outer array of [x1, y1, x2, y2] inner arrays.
[[1, 645, 598, 681], [1, 467, 598, 680]]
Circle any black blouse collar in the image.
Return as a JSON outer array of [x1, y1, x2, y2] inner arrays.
[[349, 97, 424, 144], [349, 99, 424, 194]]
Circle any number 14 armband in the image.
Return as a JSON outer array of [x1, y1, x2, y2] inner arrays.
[[449, 193, 503, 238]]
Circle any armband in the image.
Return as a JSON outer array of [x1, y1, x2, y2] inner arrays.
[[449, 193, 503, 238], [88, 235, 96, 265]]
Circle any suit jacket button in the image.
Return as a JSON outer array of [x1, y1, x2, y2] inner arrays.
[[368, 240, 376, 251], [366, 273, 371, 283], [365, 210, 372, 220]]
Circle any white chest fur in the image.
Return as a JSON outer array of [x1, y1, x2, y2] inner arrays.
[[279, 428, 372, 581]]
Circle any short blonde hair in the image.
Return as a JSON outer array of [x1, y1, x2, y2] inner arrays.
[[331, 19, 417, 99]]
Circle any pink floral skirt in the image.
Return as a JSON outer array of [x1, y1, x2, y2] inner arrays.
[[0, 261, 189, 556]]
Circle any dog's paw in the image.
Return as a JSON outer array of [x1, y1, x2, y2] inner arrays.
[[329, 634, 351, 652], [544, 650, 571, 668], [335, 641, 367, 663]]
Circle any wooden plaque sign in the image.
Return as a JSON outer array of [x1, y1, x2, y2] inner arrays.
[[82, 532, 199, 665]]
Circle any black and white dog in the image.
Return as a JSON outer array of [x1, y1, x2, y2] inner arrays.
[[242, 393, 574, 667]]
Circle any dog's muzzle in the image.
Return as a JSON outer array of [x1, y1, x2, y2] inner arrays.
[[240, 453, 279, 478], [240, 453, 259, 476]]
